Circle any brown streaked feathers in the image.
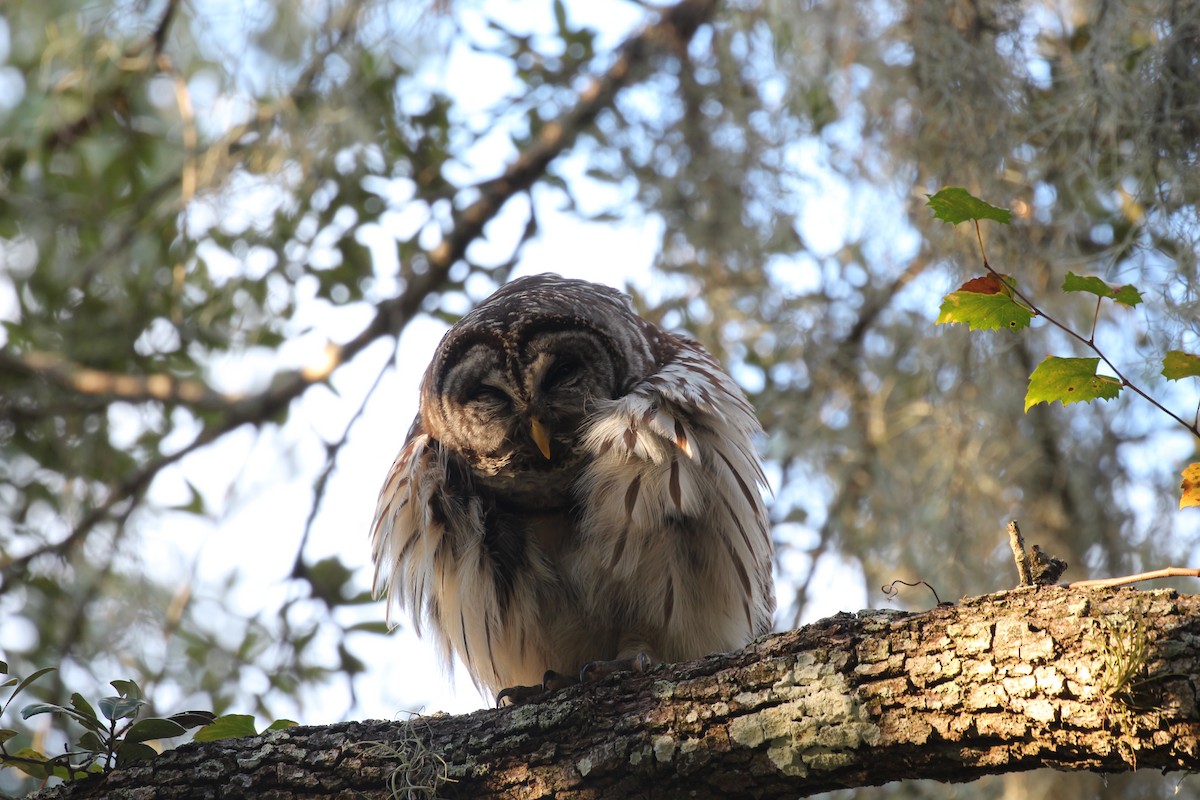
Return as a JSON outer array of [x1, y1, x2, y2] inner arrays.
[[371, 274, 774, 698]]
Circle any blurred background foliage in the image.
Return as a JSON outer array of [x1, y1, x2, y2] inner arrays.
[[1, 0, 1198, 797]]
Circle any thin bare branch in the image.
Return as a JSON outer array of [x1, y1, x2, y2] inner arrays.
[[1066, 567, 1200, 589], [1007, 519, 1033, 586]]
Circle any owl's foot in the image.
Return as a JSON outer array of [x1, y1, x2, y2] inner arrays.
[[495, 670, 581, 706], [495, 684, 544, 706], [580, 651, 654, 683], [496, 656, 654, 706]]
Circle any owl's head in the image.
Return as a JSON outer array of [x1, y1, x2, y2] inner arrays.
[[417, 275, 664, 490]]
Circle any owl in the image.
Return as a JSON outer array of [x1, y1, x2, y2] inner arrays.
[[370, 274, 773, 702]]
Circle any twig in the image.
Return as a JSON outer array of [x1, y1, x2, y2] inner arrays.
[[292, 338, 401, 580], [0, 418, 228, 586], [41, 0, 181, 153], [972, 221, 1200, 441], [149, 0, 181, 56], [1007, 520, 1033, 587], [1067, 567, 1200, 589]]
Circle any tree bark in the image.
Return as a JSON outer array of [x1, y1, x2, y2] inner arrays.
[[31, 587, 1200, 799]]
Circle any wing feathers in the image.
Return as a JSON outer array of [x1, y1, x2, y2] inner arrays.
[[624, 473, 642, 518], [576, 346, 774, 652]]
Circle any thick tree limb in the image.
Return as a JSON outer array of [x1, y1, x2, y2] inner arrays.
[[0, 351, 248, 410], [31, 587, 1200, 799]]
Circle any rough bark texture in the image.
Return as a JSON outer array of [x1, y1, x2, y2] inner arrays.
[[31, 587, 1200, 799]]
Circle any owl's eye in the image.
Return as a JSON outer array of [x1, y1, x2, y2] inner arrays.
[[542, 358, 583, 392], [467, 384, 511, 407]]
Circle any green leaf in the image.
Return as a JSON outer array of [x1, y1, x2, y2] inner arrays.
[[1162, 350, 1200, 381], [193, 714, 258, 742], [20, 699, 106, 734], [171, 480, 207, 515], [109, 679, 143, 700], [936, 289, 1033, 331], [265, 719, 299, 732], [6, 667, 55, 706], [0, 728, 18, 746], [1025, 357, 1123, 412], [1, 747, 52, 780], [166, 710, 219, 729], [926, 187, 1012, 225], [77, 731, 106, 753], [124, 717, 188, 744], [115, 740, 159, 766], [48, 760, 102, 781], [98, 695, 147, 722], [21, 702, 73, 720], [304, 556, 355, 606], [70, 692, 99, 724], [1061, 272, 1143, 307]]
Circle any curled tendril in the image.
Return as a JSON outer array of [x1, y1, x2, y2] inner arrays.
[[882, 579, 944, 606]]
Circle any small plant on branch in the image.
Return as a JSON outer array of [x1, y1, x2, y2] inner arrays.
[[0, 663, 216, 782], [928, 186, 1200, 510]]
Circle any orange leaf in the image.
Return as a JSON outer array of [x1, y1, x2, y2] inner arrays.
[[959, 274, 1006, 295], [1181, 463, 1200, 510]]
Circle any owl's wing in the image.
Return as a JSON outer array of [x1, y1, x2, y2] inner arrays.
[[370, 427, 489, 684], [577, 345, 774, 638], [371, 424, 550, 695], [370, 427, 438, 632]]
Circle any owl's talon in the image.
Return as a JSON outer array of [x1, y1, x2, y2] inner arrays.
[[496, 669, 582, 706], [495, 684, 545, 707], [580, 652, 655, 684]]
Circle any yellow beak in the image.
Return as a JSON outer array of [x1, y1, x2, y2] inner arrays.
[[529, 417, 552, 460]]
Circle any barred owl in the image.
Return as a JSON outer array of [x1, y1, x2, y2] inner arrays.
[[371, 274, 773, 702]]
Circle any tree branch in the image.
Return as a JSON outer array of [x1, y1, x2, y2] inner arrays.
[[2, 0, 721, 580], [0, 351, 250, 410], [29, 587, 1200, 799], [41, 0, 181, 154]]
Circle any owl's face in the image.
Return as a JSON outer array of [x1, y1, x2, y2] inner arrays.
[[418, 276, 660, 493]]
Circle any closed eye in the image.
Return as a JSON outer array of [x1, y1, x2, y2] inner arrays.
[[468, 384, 511, 406], [542, 358, 582, 391]]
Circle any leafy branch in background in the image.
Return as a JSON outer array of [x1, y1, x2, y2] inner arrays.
[[0, 662, 298, 784], [929, 187, 1200, 510], [0, 664, 214, 782]]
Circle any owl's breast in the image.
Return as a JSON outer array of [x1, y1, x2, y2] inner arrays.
[[469, 444, 588, 511]]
